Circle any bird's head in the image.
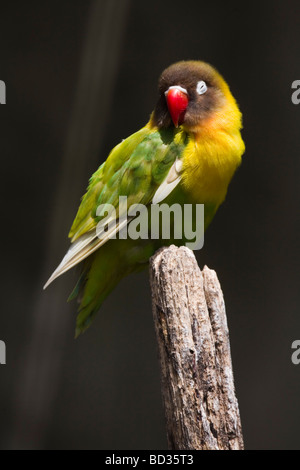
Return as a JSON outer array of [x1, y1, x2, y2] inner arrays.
[[151, 60, 242, 134]]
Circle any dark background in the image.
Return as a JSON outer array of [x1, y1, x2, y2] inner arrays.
[[1, 0, 300, 450]]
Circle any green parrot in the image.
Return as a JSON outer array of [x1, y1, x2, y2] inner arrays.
[[44, 60, 245, 336]]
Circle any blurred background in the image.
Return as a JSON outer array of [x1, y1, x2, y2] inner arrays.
[[1, 0, 300, 450]]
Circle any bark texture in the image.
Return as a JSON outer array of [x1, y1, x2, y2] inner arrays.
[[149, 245, 244, 450]]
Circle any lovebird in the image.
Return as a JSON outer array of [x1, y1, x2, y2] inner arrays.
[[44, 60, 245, 336]]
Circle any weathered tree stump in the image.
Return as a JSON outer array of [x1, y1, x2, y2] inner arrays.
[[149, 245, 244, 450]]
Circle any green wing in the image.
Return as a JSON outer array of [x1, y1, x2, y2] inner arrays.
[[44, 125, 188, 289], [70, 125, 188, 240]]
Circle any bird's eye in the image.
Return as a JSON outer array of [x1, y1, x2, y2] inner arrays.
[[196, 80, 207, 95]]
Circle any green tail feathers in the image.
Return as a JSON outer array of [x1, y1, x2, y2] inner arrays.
[[70, 246, 123, 337], [70, 238, 153, 337]]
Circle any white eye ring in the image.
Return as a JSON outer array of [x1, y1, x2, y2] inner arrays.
[[196, 80, 207, 95]]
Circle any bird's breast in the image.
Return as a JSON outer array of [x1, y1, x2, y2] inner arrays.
[[181, 128, 244, 205]]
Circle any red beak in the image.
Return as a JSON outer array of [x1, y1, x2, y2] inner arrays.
[[165, 86, 189, 127]]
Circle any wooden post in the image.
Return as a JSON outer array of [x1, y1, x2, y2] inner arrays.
[[149, 245, 244, 450]]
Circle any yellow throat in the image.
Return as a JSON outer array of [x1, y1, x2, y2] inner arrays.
[[181, 74, 245, 205]]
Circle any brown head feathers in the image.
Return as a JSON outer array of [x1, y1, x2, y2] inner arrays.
[[151, 60, 227, 130]]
